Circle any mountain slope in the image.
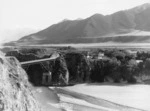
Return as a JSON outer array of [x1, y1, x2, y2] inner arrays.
[[9, 3, 150, 44]]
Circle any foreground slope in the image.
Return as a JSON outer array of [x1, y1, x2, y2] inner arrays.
[[0, 52, 41, 111], [0, 51, 64, 111]]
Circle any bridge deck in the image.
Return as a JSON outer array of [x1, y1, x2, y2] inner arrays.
[[20, 56, 58, 65]]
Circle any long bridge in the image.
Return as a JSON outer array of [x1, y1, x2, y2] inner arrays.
[[20, 53, 60, 85], [20, 53, 59, 66]]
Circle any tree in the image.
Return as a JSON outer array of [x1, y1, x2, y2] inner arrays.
[[52, 56, 69, 85], [145, 58, 150, 70], [64, 52, 90, 83], [121, 59, 138, 83], [90, 59, 105, 82], [105, 58, 121, 82]]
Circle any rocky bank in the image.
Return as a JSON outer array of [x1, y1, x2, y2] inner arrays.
[[0, 51, 41, 111]]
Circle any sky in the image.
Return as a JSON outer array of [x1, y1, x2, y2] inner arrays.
[[0, 0, 150, 43]]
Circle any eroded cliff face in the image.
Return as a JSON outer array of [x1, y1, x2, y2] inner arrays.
[[0, 51, 41, 111]]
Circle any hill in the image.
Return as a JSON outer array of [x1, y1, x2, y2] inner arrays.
[[5, 3, 150, 45]]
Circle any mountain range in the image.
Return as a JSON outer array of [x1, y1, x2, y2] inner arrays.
[[5, 3, 150, 45], [0, 28, 39, 43]]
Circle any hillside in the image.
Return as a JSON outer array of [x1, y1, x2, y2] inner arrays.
[[5, 3, 150, 45], [0, 51, 41, 111]]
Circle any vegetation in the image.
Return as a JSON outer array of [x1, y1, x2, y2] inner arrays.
[[5, 47, 150, 85]]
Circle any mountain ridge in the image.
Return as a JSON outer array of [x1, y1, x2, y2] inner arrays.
[[5, 3, 150, 45]]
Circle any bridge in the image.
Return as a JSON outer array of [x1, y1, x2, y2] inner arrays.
[[20, 53, 59, 66], [20, 53, 60, 74], [20, 53, 60, 85]]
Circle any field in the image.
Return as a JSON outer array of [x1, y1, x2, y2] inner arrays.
[[2, 43, 150, 48]]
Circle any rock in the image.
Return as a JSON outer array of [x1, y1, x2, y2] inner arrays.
[[64, 52, 90, 83], [0, 51, 41, 111], [52, 56, 69, 85]]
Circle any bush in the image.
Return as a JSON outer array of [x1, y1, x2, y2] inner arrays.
[[145, 58, 150, 70], [127, 77, 137, 83], [90, 59, 105, 82]]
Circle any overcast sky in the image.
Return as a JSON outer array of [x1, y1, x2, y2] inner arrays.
[[0, 0, 150, 43]]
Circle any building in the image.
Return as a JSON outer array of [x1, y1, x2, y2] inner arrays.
[[42, 72, 52, 85], [98, 52, 104, 59], [126, 50, 137, 58]]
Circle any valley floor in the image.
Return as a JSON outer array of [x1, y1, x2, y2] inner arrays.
[[49, 83, 150, 111], [23, 83, 150, 111], [9, 43, 150, 49]]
